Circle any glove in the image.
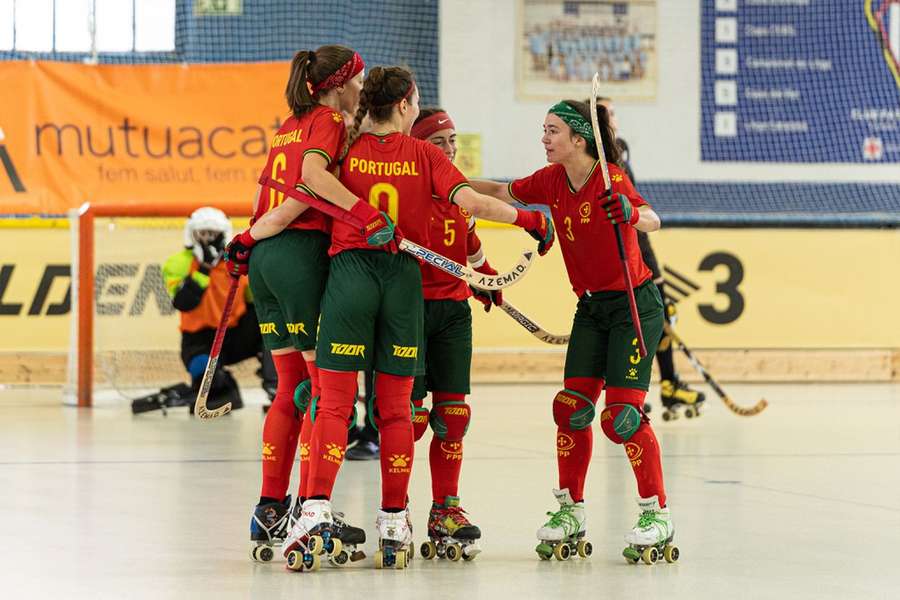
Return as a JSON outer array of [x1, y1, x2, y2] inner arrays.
[[224, 229, 256, 278], [600, 191, 640, 226], [349, 200, 401, 251], [513, 208, 555, 256], [193, 235, 224, 269], [469, 260, 502, 312]]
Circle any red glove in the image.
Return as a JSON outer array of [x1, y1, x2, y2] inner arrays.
[[513, 208, 555, 256], [224, 229, 256, 278], [600, 191, 640, 226], [349, 200, 401, 251], [469, 260, 502, 312]]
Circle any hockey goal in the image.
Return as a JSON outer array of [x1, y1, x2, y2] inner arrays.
[[64, 201, 250, 407]]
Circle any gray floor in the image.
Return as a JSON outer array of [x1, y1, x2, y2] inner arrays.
[[1, 383, 898, 600]]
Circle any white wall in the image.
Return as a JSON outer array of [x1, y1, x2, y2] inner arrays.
[[440, 0, 900, 183]]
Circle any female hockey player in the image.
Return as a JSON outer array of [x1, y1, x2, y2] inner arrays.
[[223, 45, 379, 565], [472, 99, 677, 565], [289, 66, 554, 570], [408, 108, 496, 562]]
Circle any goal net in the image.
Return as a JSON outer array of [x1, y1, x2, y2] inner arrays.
[[63, 202, 250, 406]]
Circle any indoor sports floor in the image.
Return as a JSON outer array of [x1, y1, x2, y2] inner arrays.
[[1, 382, 897, 600]]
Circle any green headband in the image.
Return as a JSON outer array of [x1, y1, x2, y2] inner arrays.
[[548, 101, 594, 142]]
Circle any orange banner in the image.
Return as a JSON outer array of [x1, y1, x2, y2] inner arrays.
[[0, 60, 290, 214]]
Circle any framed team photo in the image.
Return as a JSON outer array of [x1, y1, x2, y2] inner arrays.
[[516, 0, 658, 101]]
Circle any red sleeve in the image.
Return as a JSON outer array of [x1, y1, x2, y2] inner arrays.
[[304, 108, 347, 166], [508, 165, 556, 205], [425, 142, 469, 203], [610, 165, 649, 209]]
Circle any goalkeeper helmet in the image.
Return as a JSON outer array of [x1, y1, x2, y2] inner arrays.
[[184, 207, 232, 249]]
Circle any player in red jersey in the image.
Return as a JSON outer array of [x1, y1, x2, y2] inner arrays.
[[222, 45, 380, 565], [473, 99, 677, 564], [405, 108, 497, 562], [293, 66, 554, 569]]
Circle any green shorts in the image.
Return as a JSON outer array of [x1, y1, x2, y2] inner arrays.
[[412, 299, 473, 400], [564, 279, 664, 390], [248, 229, 330, 351], [316, 249, 424, 376]]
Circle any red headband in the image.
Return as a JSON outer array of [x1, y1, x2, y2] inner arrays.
[[411, 111, 455, 140], [312, 51, 365, 93]]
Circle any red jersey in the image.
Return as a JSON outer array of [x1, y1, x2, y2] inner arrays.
[[509, 162, 652, 296], [331, 132, 469, 256], [253, 105, 347, 233], [421, 203, 472, 301]]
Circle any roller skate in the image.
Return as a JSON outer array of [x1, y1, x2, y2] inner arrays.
[[535, 489, 592, 561], [249, 496, 292, 562], [660, 378, 705, 421], [281, 499, 343, 572], [374, 508, 413, 569], [420, 496, 482, 562], [329, 510, 367, 565], [622, 496, 679, 566]]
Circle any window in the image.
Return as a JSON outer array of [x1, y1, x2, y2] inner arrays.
[[0, 0, 176, 53]]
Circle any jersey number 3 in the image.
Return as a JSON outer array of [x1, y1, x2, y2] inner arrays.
[[369, 182, 400, 223]]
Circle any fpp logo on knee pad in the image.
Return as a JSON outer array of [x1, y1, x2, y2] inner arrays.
[[553, 389, 596, 430], [600, 403, 642, 443]]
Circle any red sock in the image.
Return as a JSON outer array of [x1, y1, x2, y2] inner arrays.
[[307, 369, 356, 499], [428, 392, 466, 502], [305, 359, 320, 402], [260, 352, 307, 500], [556, 377, 604, 502], [375, 373, 414, 509], [605, 387, 666, 507], [297, 403, 313, 499]]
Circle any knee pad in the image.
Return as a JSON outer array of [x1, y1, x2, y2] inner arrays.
[[411, 400, 430, 441], [187, 354, 209, 379], [600, 403, 644, 443], [552, 388, 596, 430], [309, 395, 357, 430], [429, 400, 471, 441], [293, 379, 311, 413]]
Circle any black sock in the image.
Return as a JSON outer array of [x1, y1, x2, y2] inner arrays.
[[258, 496, 280, 505]]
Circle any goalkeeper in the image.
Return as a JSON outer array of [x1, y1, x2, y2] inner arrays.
[[158, 207, 276, 414]]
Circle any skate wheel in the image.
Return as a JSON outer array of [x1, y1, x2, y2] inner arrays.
[[553, 543, 571, 561], [304, 552, 321, 571], [327, 537, 343, 557], [576, 540, 592, 558], [331, 550, 349, 566], [350, 550, 367, 562], [308, 535, 324, 555], [462, 545, 480, 562], [536, 543, 553, 561], [664, 544, 680, 563], [420, 541, 437, 560], [285, 550, 305, 572], [374, 549, 384, 569], [685, 407, 696, 418], [623, 547, 640, 564], [662, 410, 673, 422], [395, 549, 408, 569], [446, 543, 462, 562], [641, 546, 658, 565]]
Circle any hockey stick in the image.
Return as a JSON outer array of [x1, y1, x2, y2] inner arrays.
[[195, 277, 240, 420], [664, 323, 768, 417], [499, 300, 570, 345], [589, 73, 647, 358], [259, 175, 534, 291]]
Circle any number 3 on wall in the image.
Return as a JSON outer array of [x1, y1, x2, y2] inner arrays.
[[697, 252, 744, 325]]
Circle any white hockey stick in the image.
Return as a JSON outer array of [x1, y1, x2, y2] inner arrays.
[[498, 300, 570, 345]]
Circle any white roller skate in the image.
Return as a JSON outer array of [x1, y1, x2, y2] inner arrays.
[[281, 499, 343, 572], [623, 495, 679, 565], [535, 488, 592, 561], [420, 496, 482, 562], [374, 508, 413, 569], [249, 496, 291, 562]]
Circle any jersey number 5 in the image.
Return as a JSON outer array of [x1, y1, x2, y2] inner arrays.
[[369, 182, 400, 224]]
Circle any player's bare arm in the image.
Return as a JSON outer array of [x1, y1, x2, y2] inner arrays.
[[453, 186, 519, 223], [469, 179, 516, 203], [634, 205, 660, 233], [302, 152, 362, 210]]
